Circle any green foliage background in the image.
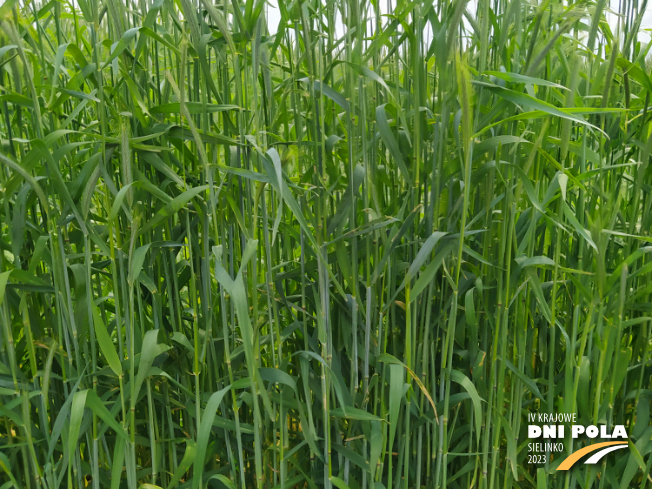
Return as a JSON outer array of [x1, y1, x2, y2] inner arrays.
[[0, 0, 651, 487]]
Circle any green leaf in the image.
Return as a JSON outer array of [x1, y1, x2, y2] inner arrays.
[[133, 330, 169, 403], [517, 256, 556, 269], [149, 102, 240, 114], [536, 468, 547, 489], [376, 104, 411, 184], [0, 271, 11, 309], [191, 386, 231, 489], [407, 231, 448, 279], [330, 406, 382, 421], [503, 358, 544, 400], [524, 267, 552, 322], [86, 390, 129, 440], [479, 81, 602, 129], [330, 477, 352, 489], [410, 242, 457, 299], [387, 364, 403, 454], [167, 439, 196, 489], [103, 27, 140, 68], [617, 58, 652, 93], [484, 71, 569, 89], [0, 451, 20, 489], [67, 390, 89, 478], [111, 438, 126, 489], [129, 244, 152, 284], [92, 302, 122, 376], [450, 370, 483, 443], [205, 475, 237, 489], [138, 185, 209, 236], [500, 414, 518, 479], [563, 202, 598, 251]]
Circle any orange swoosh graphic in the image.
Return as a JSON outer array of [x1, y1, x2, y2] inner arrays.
[[556, 441, 628, 470]]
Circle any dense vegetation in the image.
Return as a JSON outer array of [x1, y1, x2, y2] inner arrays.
[[1, 0, 652, 487]]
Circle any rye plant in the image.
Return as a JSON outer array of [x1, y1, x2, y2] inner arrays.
[[0, 0, 651, 487]]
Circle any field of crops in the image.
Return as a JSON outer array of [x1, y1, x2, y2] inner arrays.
[[1, 0, 651, 487]]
